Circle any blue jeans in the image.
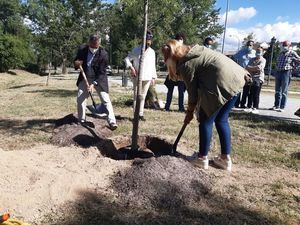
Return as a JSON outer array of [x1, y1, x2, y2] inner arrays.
[[274, 70, 291, 109], [165, 81, 185, 111], [199, 95, 238, 156]]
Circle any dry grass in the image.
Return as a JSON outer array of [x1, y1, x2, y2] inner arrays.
[[0, 70, 299, 224]]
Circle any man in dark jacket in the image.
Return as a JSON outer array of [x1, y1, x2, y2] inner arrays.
[[74, 34, 117, 129]]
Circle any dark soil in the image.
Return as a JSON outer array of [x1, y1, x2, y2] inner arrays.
[[51, 114, 113, 147], [51, 114, 174, 160], [111, 156, 212, 210]]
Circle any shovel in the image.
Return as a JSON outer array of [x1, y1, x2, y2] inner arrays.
[[78, 65, 101, 114], [172, 122, 188, 155]]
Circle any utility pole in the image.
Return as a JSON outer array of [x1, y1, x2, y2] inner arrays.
[[221, 0, 229, 53], [131, 0, 148, 151], [267, 37, 276, 85]]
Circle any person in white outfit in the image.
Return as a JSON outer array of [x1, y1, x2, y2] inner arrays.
[[124, 31, 157, 121]]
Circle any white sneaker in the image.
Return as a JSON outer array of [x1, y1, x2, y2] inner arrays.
[[192, 156, 209, 169], [213, 155, 232, 171], [251, 108, 259, 114], [243, 108, 252, 113], [278, 108, 285, 112]]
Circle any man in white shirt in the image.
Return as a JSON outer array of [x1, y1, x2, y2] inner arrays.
[[124, 31, 157, 121]]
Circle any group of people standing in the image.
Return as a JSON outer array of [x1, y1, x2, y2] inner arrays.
[[73, 32, 299, 172], [233, 39, 300, 114]]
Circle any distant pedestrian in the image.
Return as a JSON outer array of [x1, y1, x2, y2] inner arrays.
[[270, 40, 300, 112], [233, 40, 256, 108], [124, 31, 157, 121], [245, 47, 266, 114], [164, 32, 186, 112], [203, 37, 214, 49]]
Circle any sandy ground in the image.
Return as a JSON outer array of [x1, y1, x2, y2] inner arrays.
[[0, 145, 131, 223], [1, 143, 299, 224]]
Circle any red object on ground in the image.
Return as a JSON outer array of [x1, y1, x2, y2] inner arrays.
[[0, 213, 10, 222]]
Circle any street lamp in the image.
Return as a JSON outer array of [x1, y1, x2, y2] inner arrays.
[[229, 34, 240, 52], [221, 0, 230, 53], [267, 36, 276, 85]]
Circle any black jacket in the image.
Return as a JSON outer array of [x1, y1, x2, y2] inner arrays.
[[74, 45, 109, 93]]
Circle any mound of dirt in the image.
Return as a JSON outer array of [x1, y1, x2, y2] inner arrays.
[[111, 156, 212, 210], [51, 114, 113, 147]]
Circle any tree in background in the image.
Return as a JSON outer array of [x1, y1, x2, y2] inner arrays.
[[108, 0, 223, 68], [0, 0, 33, 72], [24, 0, 110, 74]]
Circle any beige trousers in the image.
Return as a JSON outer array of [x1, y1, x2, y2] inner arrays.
[[132, 78, 151, 116], [77, 80, 116, 124]]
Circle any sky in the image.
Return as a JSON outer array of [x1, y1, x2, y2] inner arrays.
[[216, 0, 300, 52], [105, 0, 300, 51]]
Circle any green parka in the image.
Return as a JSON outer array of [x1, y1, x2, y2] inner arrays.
[[177, 45, 247, 117]]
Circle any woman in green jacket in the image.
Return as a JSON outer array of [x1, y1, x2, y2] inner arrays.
[[162, 39, 249, 171]]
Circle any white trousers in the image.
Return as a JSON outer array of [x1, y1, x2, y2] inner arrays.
[[132, 78, 151, 116], [77, 80, 116, 124]]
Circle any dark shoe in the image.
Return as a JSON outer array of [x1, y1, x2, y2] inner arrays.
[[139, 116, 146, 121], [240, 105, 246, 109], [269, 106, 279, 110], [79, 119, 95, 128], [179, 108, 185, 112], [109, 122, 118, 130], [294, 109, 300, 117]]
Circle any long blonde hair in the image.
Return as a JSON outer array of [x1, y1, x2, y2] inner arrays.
[[161, 39, 190, 81]]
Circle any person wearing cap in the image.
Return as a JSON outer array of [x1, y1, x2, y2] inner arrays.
[[245, 47, 266, 114], [232, 40, 256, 108], [270, 40, 300, 112], [203, 37, 214, 49], [74, 34, 118, 129], [164, 32, 186, 112], [124, 31, 157, 121]]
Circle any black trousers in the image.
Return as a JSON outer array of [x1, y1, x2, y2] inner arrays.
[[235, 84, 251, 108], [248, 83, 262, 109]]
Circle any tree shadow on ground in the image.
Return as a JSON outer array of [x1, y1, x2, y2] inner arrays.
[[231, 112, 300, 135], [8, 83, 42, 89], [0, 114, 78, 135], [42, 175, 282, 225], [26, 89, 77, 98]]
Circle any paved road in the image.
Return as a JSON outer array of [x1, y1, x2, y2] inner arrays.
[[109, 76, 300, 122]]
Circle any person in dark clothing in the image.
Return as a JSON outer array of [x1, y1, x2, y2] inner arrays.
[[74, 34, 117, 129], [164, 32, 186, 112], [203, 37, 214, 49]]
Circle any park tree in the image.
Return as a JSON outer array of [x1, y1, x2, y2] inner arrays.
[[0, 0, 33, 72], [108, 0, 223, 67], [24, 0, 110, 74]]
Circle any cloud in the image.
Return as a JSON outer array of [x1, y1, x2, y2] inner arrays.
[[218, 22, 300, 53], [219, 7, 257, 25], [276, 16, 289, 22]]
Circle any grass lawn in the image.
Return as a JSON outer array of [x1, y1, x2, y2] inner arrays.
[[0, 70, 299, 224]]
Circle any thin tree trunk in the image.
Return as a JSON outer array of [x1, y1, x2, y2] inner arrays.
[[131, 0, 148, 151], [46, 62, 51, 86], [62, 58, 67, 74]]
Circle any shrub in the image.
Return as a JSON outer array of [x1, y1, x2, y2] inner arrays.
[[0, 34, 33, 72]]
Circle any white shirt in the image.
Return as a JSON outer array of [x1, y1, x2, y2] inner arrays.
[[124, 45, 157, 81]]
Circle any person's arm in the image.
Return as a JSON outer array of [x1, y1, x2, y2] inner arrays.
[[151, 50, 157, 85], [183, 67, 198, 124], [91, 50, 108, 90], [74, 47, 84, 69], [292, 51, 300, 64], [124, 48, 137, 76]]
